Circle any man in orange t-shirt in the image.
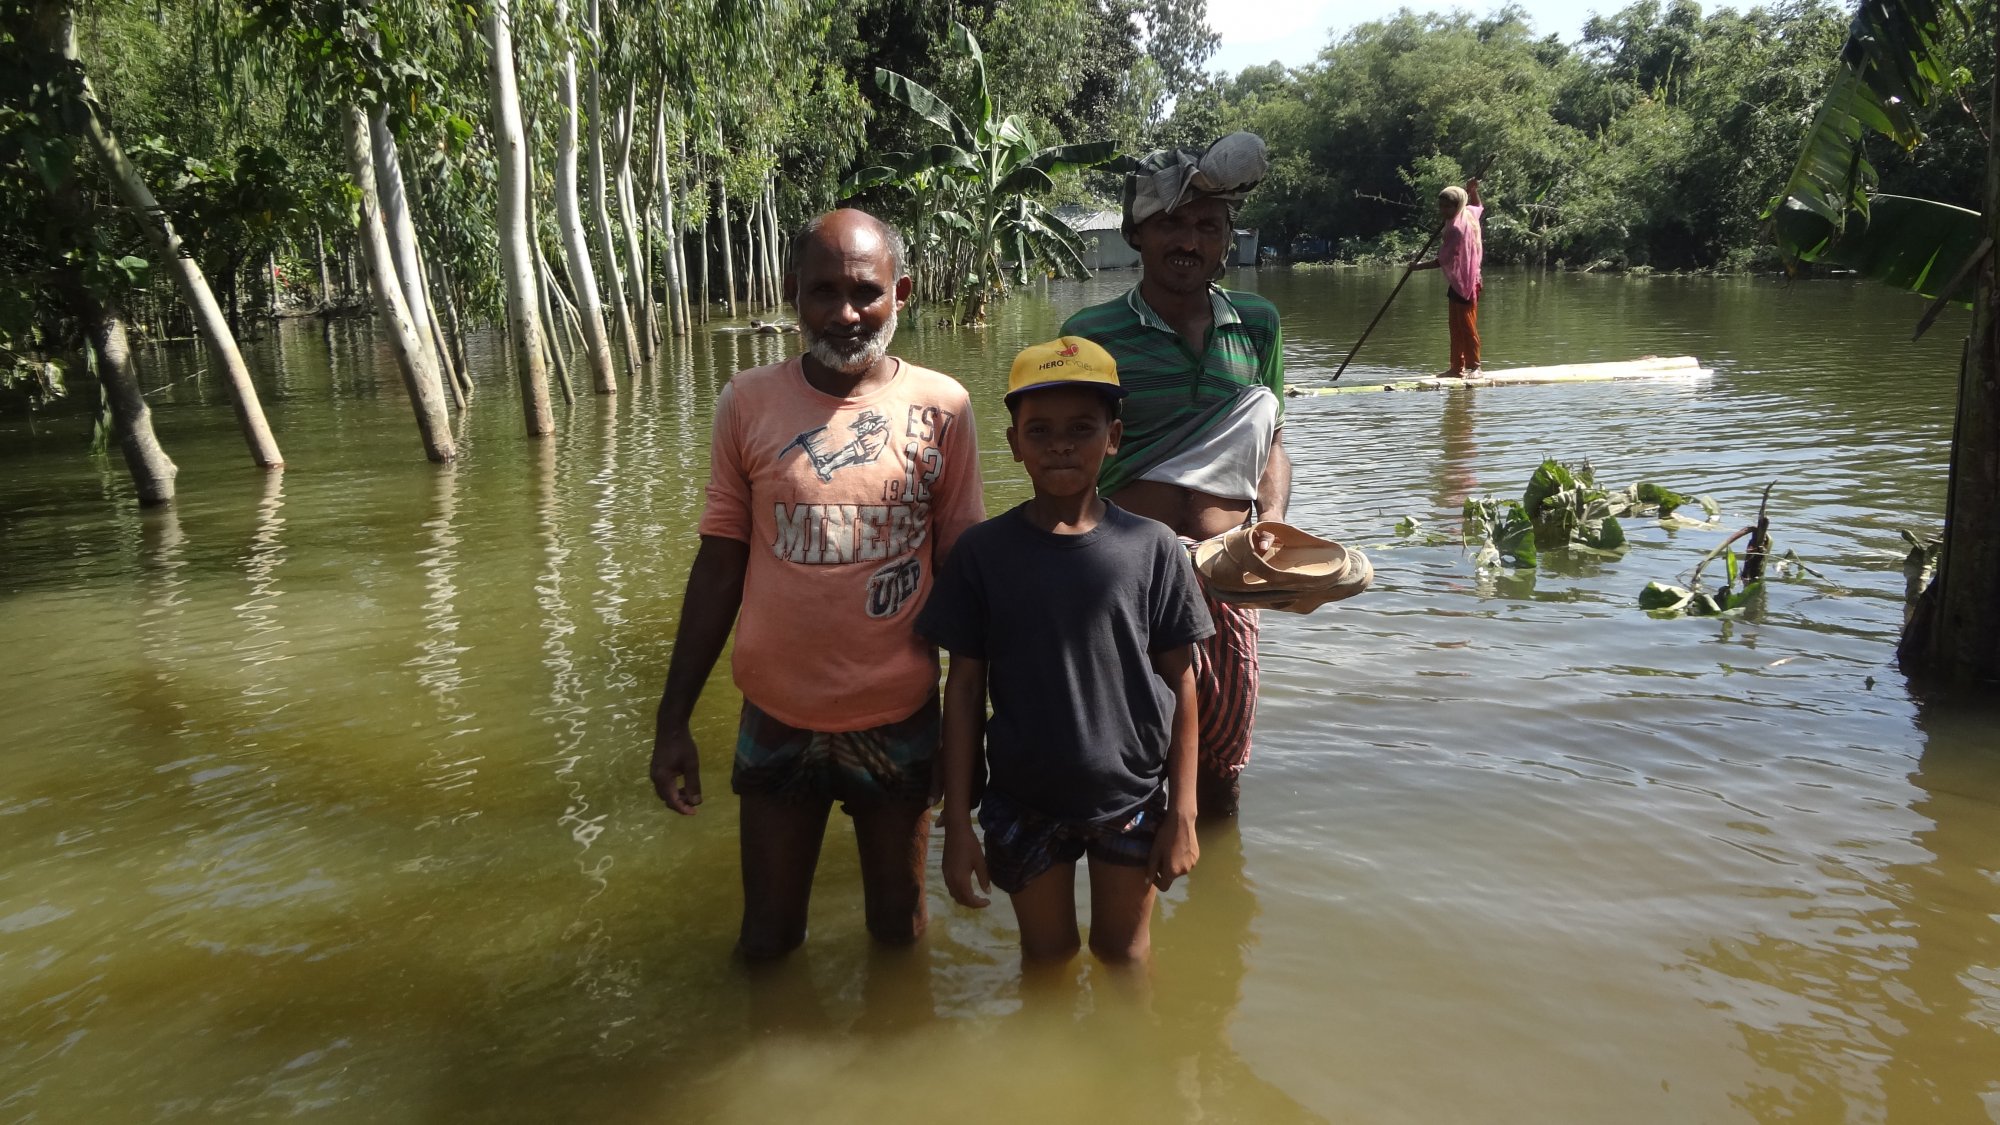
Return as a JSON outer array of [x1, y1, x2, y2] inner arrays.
[[649, 209, 984, 959]]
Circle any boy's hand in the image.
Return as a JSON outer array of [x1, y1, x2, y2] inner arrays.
[[942, 819, 991, 908], [650, 726, 703, 815], [1149, 809, 1200, 891]]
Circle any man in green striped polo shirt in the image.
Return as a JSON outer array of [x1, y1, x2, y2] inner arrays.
[[1062, 133, 1290, 819]]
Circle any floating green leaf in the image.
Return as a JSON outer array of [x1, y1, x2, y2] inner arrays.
[[1635, 482, 1688, 517]]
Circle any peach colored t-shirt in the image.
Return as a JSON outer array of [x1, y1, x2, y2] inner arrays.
[[699, 357, 984, 732]]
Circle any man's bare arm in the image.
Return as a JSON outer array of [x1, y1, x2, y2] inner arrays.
[[1257, 430, 1292, 524], [649, 534, 750, 814]]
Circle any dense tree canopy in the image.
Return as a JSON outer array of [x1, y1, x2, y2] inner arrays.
[[1177, 0, 1990, 270]]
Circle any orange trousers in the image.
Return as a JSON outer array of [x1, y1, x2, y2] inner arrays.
[[1447, 293, 1480, 374]]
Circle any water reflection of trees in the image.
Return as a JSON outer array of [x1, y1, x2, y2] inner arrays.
[[1692, 696, 2000, 1119]]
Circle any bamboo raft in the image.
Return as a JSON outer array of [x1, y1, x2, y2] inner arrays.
[[1290, 355, 1712, 395]]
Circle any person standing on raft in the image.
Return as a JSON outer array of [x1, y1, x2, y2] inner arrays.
[[1062, 132, 1289, 819], [1411, 178, 1484, 378]]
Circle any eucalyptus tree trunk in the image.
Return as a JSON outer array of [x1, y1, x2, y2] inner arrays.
[[1903, 20, 2000, 687], [553, 0, 616, 395], [540, 245, 582, 352], [741, 193, 759, 312], [585, 0, 640, 374], [653, 105, 685, 338], [59, 4, 282, 469], [614, 90, 654, 360], [423, 256, 472, 407], [485, 0, 553, 435], [763, 182, 781, 307], [534, 243, 576, 405], [715, 134, 738, 318], [314, 225, 332, 310], [673, 135, 693, 332], [342, 105, 455, 462], [641, 207, 658, 345], [416, 255, 463, 409], [696, 166, 711, 322], [87, 299, 177, 505], [368, 106, 456, 393]]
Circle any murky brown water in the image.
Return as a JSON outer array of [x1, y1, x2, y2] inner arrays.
[[2, 268, 1996, 1123]]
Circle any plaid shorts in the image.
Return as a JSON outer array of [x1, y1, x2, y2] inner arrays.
[[978, 788, 1166, 895], [1183, 554, 1260, 781], [730, 694, 938, 807]]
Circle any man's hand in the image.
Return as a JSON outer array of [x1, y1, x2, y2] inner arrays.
[[942, 819, 991, 908], [650, 725, 703, 815], [1149, 808, 1200, 891]]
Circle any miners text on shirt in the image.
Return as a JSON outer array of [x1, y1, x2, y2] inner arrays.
[[770, 501, 933, 565]]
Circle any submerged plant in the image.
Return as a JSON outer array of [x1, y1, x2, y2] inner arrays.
[[1465, 458, 1715, 570], [1640, 483, 1817, 618]]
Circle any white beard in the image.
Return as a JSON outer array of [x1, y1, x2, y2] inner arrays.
[[801, 309, 897, 376]]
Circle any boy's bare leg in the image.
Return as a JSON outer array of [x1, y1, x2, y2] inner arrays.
[[850, 797, 933, 945], [1084, 855, 1159, 964], [1008, 862, 1082, 962], [738, 792, 832, 960]]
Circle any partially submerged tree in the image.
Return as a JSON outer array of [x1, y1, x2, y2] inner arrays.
[[486, 0, 553, 435], [1766, 0, 1998, 684], [4, 0, 179, 502]]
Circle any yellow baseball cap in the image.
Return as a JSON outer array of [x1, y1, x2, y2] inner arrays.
[[1005, 336, 1126, 404]]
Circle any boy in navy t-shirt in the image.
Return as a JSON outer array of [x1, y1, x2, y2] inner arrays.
[[917, 337, 1213, 964]]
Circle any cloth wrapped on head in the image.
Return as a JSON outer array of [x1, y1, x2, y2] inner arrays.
[[1121, 132, 1269, 247]]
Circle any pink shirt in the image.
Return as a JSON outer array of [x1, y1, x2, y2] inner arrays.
[[699, 357, 984, 731], [1441, 203, 1484, 301]]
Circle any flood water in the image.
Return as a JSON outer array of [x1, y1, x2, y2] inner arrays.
[[3, 268, 1997, 1123]]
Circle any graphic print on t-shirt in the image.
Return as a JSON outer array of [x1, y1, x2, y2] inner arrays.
[[768, 404, 961, 625], [779, 409, 891, 482]]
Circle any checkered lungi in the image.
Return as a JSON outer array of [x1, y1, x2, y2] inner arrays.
[[1191, 578, 1260, 780]]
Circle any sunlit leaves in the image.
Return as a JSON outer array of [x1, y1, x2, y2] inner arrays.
[[1766, 0, 1971, 269]]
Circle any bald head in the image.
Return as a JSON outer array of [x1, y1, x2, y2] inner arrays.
[[788, 208, 907, 282]]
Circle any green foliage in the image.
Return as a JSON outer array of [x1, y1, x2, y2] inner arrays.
[[847, 22, 1119, 318], [1462, 496, 1539, 568], [1466, 457, 1710, 571], [1639, 484, 1818, 618], [1765, 0, 1972, 265], [1167, 0, 1982, 270]]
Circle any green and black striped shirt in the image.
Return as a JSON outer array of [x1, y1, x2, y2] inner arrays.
[[1062, 285, 1285, 495]]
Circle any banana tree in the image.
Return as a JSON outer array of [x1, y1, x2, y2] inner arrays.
[[1764, 0, 1982, 301], [845, 22, 1117, 324], [1765, 0, 2000, 685]]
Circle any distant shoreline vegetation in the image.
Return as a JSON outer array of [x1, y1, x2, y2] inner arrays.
[[1168, 0, 1991, 275]]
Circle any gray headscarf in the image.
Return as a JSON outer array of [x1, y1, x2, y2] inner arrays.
[[1120, 132, 1269, 247]]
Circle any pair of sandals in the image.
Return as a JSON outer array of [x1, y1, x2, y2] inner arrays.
[[1193, 522, 1374, 614]]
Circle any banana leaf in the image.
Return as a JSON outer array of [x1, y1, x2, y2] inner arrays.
[[996, 141, 1122, 195], [1765, 0, 1969, 263], [1786, 193, 1984, 303], [838, 145, 979, 196], [873, 69, 975, 151], [950, 22, 993, 151]]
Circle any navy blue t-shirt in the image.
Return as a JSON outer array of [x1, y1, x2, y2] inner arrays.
[[916, 501, 1214, 823]]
